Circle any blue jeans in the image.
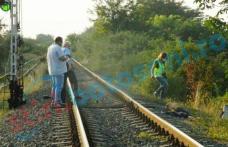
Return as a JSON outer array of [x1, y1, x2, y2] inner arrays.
[[51, 74, 64, 104], [155, 77, 168, 99]]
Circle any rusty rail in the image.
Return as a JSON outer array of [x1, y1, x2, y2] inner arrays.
[[67, 78, 90, 147]]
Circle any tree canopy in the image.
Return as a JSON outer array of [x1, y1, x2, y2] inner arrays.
[[195, 0, 228, 16]]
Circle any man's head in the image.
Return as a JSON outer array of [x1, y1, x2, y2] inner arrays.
[[158, 52, 168, 62], [55, 36, 63, 46], [63, 41, 71, 49]]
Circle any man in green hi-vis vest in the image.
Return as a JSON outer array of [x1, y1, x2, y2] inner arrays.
[[151, 52, 168, 99]]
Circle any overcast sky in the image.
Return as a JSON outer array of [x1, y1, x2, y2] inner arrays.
[[0, 0, 227, 39]]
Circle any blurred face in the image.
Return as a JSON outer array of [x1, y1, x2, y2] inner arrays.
[[57, 40, 63, 47], [64, 44, 70, 48], [162, 58, 166, 62], [162, 56, 167, 62]]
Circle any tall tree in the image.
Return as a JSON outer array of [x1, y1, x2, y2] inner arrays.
[[36, 34, 53, 46], [0, 32, 10, 74], [195, 0, 228, 16], [194, 0, 228, 38], [93, 0, 201, 33], [93, 0, 134, 32]]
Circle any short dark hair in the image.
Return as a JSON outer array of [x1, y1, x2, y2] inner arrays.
[[161, 52, 167, 59], [158, 52, 167, 59], [55, 36, 63, 44]]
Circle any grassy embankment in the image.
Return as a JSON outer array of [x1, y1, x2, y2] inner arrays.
[[136, 91, 228, 143]]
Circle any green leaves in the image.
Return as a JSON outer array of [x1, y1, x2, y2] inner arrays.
[[203, 17, 228, 39], [194, 0, 228, 16], [93, 0, 201, 33]]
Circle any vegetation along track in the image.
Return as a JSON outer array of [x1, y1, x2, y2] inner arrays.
[[72, 59, 227, 147]]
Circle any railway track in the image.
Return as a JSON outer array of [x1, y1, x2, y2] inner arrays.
[[0, 78, 83, 146], [70, 59, 205, 147], [70, 58, 228, 147], [50, 104, 78, 146], [1, 59, 227, 146], [73, 69, 173, 146], [133, 99, 227, 147], [0, 56, 44, 90]]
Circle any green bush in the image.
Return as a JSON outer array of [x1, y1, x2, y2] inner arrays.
[[167, 73, 187, 100]]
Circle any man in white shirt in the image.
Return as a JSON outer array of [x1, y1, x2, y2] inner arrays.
[[47, 36, 68, 107]]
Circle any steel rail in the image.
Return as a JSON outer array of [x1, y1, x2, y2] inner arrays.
[[0, 55, 44, 81], [21, 63, 39, 77], [0, 74, 9, 80], [72, 58, 203, 147], [23, 55, 44, 67], [0, 62, 41, 91], [67, 78, 90, 147]]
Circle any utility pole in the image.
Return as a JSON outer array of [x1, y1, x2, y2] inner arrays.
[[8, 0, 25, 109]]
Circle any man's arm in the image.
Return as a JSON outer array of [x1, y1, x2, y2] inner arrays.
[[59, 55, 68, 61], [151, 65, 154, 78], [66, 54, 71, 58], [151, 61, 156, 78], [57, 48, 68, 61]]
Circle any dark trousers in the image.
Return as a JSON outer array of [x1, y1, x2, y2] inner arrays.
[[61, 70, 79, 103], [155, 77, 168, 99], [61, 72, 68, 103]]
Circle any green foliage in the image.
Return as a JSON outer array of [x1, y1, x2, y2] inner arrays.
[[20, 34, 53, 56], [93, 0, 135, 32], [188, 94, 228, 142], [146, 15, 183, 39], [93, 0, 201, 33], [211, 52, 228, 95], [137, 131, 166, 141], [195, 0, 228, 40], [36, 34, 53, 46], [181, 52, 228, 105], [203, 17, 228, 39], [0, 32, 53, 74], [70, 0, 227, 108], [0, 32, 10, 74], [195, 0, 228, 16], [146, 15, 208, 40], [68, 30, 150, 73], [167, 73, 187, 100], [132, 0, 200, 31], [137, 77, 157, 98], [133, 71, 187, 100]]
